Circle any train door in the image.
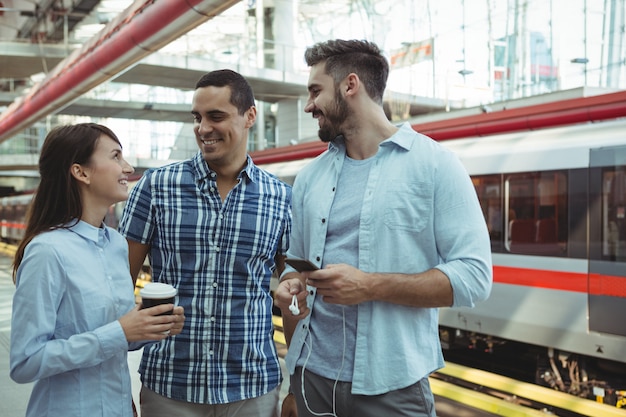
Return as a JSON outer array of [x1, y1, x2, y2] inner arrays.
[[588, 145, 626, 337]]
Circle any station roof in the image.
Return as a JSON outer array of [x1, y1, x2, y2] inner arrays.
[[1, 43, 448, 123]]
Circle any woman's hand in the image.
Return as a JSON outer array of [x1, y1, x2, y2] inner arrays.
[[119, 304, 185, 342]]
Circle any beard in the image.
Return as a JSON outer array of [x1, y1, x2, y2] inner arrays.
[[318, 93, 350, 143]]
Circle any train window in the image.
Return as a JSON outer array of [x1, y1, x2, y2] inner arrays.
[[601, 168, 626, 261], [472, 175, 503, 251], [504, 171, 568, 256]]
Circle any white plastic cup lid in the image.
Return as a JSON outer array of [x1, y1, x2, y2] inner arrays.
[[140, 282, 177, 299]]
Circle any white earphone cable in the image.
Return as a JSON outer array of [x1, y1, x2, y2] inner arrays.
[[299, 306, 347, 417]]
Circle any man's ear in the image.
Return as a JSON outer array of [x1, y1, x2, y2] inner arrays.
[[344, 73, 360, 97], [245, 105, 257, 129], [70, 163, 90, 185]]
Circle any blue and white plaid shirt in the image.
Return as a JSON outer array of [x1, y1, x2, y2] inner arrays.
[[118, 151, 292, 404]]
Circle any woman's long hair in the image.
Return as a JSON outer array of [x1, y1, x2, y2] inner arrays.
[[12, 123, 121, 282]]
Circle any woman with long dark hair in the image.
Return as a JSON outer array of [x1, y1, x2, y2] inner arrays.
[[10, 123, 184, 417]]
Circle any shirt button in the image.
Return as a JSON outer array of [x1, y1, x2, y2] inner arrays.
[[219, 214, 223, 219], [215, 247, 220, 252], [212, 282, 218, 288]]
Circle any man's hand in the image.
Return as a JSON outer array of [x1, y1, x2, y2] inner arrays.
[[281, 392, 298, 417], [305, 264, 371, 305], [274, 273, 310, 319]]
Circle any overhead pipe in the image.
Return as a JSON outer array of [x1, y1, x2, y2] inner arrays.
[[0, 0, 239, 144], [250, 90, 626, 165], [416, 89, 626, 140]]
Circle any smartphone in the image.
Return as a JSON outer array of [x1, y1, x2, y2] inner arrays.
[[285, 258, 319, 272]]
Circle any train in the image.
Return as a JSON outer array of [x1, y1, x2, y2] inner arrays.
[[0, 185, 133, 242], [0, 193, 32, 243], [252, 97, 626, 407], [433, 118, 626, 405]]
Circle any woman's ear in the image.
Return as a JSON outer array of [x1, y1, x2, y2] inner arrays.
[[70, 163, 90, 185]]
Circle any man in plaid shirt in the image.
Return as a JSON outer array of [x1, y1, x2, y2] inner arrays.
[[119, 69, 292, 417]]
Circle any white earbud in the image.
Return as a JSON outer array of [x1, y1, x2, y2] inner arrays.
[[289, 294, 300, 315]]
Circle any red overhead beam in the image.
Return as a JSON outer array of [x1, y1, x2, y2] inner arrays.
[[416, 89, 626, 140], [0, 0, 238, 143], [251, 90, 626, 165]]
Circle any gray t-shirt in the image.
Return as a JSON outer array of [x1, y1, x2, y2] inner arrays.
[[296, 154, 375, 381]]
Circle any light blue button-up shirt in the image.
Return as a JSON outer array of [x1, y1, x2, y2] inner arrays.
[[284, 123, 493, 395], [10, 221, 140, 417]]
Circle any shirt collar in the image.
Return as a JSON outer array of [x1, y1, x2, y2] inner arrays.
[[241, 155, 259, 183], [192, 151, 257, 184], [192, 151, 211, 180], [328, 122, 413, 154], [68, 219, 110, 246], [380, 122, 414, 151]]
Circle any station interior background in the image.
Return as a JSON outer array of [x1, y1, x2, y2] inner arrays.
[[0, 0, 625, 194]]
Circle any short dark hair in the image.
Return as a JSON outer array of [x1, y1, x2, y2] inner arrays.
[[195, 69, 256, 115], [304, 39, 389, 104]]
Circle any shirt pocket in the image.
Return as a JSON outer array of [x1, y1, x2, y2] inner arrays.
[[383, 181, 432, 232]]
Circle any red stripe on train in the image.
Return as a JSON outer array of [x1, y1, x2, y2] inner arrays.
[[589, 273, 626, 298], [0, 222, 26, 229], [493, 266, 626, 297]]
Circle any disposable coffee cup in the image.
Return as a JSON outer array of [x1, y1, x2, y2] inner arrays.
[[140, 282, 177, 316]]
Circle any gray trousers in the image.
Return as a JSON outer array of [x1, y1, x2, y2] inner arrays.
[[139, 385, 280, 417], [291, 367, 436, 417]]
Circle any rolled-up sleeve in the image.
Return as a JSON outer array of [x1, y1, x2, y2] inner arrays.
[[432, 151, 493, 307]]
